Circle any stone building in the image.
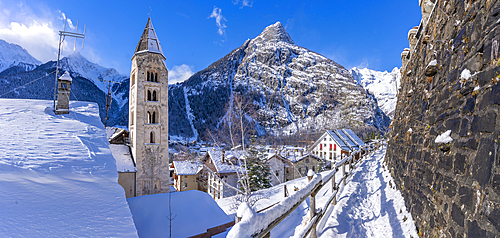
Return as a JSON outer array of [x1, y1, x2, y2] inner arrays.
[[129, 17, 170, 196], [55, 71, 72, 115], [388, 0, 500, 236]]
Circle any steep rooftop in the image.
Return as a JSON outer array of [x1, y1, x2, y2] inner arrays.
[[134, 17, 164, 57]]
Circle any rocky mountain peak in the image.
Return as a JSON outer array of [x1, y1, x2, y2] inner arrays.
[[252, 21, 294, 45]]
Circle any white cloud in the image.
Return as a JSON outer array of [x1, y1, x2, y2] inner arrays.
[[0, 21, 60, 62], [208, 6, 227, 36], [0, 1, 84, 64], [169, 64, 194, 84], [232, 0, 253, 8]]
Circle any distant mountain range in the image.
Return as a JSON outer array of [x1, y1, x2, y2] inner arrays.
[[350, 67, 401, 119], [168, 22, 392, 141], [0, 24, 399, 141]]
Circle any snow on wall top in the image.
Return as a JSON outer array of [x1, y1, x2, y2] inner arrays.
[[109, 144, 136, 172], [128, 190, 232, 238], [59, 71, 72, 82], [173, 160, 202, 175], [0, 99, 137, 237]]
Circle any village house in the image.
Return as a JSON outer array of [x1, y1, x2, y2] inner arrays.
[[171, 160, 202, 192], [107, 127, 137, 198], [311, 129, 366, 162], [201, 150, 246, 200], [266, 146, 325, 186]]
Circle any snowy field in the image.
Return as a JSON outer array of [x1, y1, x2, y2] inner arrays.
[[219, 146, 417, 237], [0, 99, 137, 237]]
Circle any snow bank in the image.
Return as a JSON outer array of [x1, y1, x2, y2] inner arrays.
[[0, 99, 137, 237], [435, 130, 453, 144], [128, 190, 233, 237], [227, 174, 322, 238]]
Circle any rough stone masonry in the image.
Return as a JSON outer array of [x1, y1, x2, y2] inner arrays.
[[386, 0, 500, 237]]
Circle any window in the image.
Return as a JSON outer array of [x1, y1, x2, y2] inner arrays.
[[330, 153, 332, 160], [131, 73, 135, 85], [152, 111, 156, 123], [147, 111, 152, 124], [150, 131, 155, 143], [335, 144, 337, 151], [152, 91, 157, 101], [147, 90, 152, 101], [320, 144, 322, 150], [147, 71, 159, 82], [131, 111, 134, 125], [330, 144, 332, 151]]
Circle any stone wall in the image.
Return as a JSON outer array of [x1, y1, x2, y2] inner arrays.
[[386, 0, 500, 237]]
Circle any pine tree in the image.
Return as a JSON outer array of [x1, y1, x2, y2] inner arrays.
[[241, 136, 272, 192]]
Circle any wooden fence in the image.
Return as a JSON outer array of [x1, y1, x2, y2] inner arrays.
[[229, 141, 383, 238]]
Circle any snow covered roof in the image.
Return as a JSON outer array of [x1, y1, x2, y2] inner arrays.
[[325, 130, 351, 152], [109, 144, 136, 172], [334, 129, 360, 150], [342, 129, 366, 147], [134, 17, 165, 57], [206, 150, 246, 174], [58, 71, 72, 82], [108, 128, 127, 142], [173, 160, 202, 175], [128, 190, 233, 237], [0, 99, 137, 237]]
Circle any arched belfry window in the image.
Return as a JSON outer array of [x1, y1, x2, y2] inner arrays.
[[152, 111, 157, 124], [152, 91, 157, 101], [147, 111, 152, 124], [150, 131, 155, 143], [147, 90, 152, 101], [147, 71, 158, 82], [131, 73, 136, 85]]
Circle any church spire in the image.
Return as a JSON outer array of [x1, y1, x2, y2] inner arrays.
[[134, 17, 164, 57]]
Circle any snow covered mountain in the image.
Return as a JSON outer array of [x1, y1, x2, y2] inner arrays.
[[0, 42, 130, 127], [350, 67, 401, 119], [0, 39, 41, 74], [58, 52, 129, 108], [169, 22, 390, 141]]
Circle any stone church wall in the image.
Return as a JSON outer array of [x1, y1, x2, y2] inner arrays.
[[386, 0, 500, 236]]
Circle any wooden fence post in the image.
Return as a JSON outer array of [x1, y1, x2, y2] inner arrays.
[[307, 172, 317, 238], [343, 160, 346, 185], [332, 167, 337, 205]]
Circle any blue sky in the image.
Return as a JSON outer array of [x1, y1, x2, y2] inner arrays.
[[0, 0, 422, 83]]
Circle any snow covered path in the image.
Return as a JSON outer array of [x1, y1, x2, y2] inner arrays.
[[220, 146, 417, 237], [317, 146, 417, 237]]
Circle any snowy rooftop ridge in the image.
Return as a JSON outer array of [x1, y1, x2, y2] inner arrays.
[[0, 99, 137, 237], [173, 160, 202, 175]]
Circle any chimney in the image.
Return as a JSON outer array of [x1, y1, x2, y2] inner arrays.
[[222, 151, 226, 163]]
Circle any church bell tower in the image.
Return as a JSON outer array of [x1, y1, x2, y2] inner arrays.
[[129, 17, 169, 196]]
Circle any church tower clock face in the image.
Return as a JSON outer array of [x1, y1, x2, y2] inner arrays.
[[129, 17, 169, 196]]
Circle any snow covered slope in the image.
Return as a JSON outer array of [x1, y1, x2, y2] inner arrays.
[[350, 67, 401, 119], [0, 39, 41, 73], [0, 99, 137, 237]]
